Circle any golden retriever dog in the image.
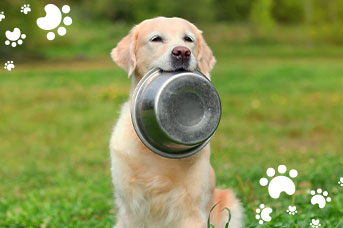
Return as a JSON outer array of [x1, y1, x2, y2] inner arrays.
[[110, 17, 243, 228]]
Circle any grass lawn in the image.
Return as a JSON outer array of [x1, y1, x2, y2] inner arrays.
[[0, 24, 342, 227]]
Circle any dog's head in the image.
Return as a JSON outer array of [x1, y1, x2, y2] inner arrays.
[[111, 17, 215, 79]]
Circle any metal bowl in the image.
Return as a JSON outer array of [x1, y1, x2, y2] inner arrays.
[[131, 68, 221, 159]]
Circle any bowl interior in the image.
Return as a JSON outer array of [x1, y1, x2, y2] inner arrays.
[[155, 72, 221, 145]]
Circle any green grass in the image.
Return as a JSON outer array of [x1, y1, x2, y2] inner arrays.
[[0, 23, 343, 227]]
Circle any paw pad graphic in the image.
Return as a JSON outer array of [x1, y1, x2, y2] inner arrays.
[[310, 188, 331, 209], [286, 205, 297, 215], [338, 177, 343, 187], [20, 4, 31, 14], [36, 4, 72, 41], [0, 11, 5, 22], [4, 61, 15, 71], [310, 219, 321, 228], [255, 204, 272, 224], [5, 28, 26, 47], [260, 165, 298, 199]]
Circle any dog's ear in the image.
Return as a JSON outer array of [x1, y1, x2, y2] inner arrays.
[[111, 26, 138, 78], [196, 30, 216, 76]]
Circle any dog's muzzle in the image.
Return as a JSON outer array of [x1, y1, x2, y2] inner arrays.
[[131, 68, 221, 159]]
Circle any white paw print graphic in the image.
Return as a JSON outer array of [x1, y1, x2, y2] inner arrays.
[[310, 188, 331, 209], [310, 219, 321, 228], [5, 28, 26, 47], [255, 204, 272, 224], [0, 11, 5, 22], [260, 165, 298, 199], [36, 4, 72, 41], [4, 61, 15, 71], [286, 205, 297, 215], [338, 177, 343, 187], [20, 4, 31, 14]]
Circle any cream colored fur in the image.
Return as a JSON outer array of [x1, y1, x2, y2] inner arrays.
[[110, 17, 243, 228]]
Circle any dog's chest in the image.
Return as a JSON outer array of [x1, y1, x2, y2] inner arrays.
[[110, 101, 210, 226], [113, 157, 193, 225]]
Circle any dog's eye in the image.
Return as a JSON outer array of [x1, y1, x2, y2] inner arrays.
[[184, 35, 193, 42], [150, 35, 163, 42]]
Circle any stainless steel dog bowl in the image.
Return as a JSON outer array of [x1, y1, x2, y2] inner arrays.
[[131, 68, 221, 159]]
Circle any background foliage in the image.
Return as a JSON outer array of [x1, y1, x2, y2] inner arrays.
[[1, 0, 343, 60]]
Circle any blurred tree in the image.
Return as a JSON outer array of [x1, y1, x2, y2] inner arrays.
[[80, 0, 215, 23], [303, 0, 314, 24], [156, 0, 215, 23], [272, 0, 304, 24], [312, 0, 330, 23], [304, 0, 343, 44], [328, 0, 339, 23], [214, 0, 253, 22], [250, 0, 275, 33], [130, 0, 160, 22]]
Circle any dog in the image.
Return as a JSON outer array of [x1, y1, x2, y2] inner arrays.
[[110, 17, 243, 228]]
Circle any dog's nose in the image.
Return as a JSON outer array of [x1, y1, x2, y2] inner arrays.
[[172, 46, 191, 61]]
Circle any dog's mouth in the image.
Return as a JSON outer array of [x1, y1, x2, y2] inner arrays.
[[150, 61, 196, 73], [162, 63, 192, 73], [172, 61, 190, 71], [166, 67, 191, 72]]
